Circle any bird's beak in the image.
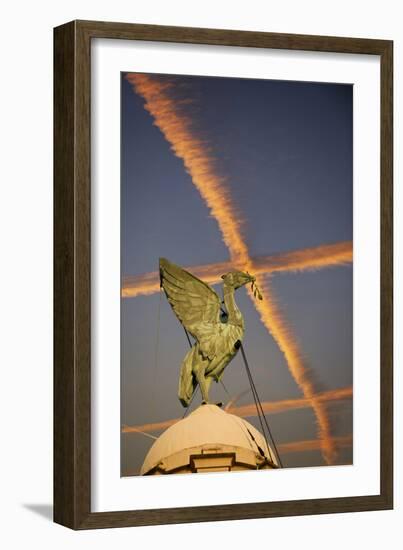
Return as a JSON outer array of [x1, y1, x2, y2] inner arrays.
[[245, 271, 255, 283]]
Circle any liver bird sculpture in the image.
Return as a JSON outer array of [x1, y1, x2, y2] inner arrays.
[[159, 258, 262, 407]]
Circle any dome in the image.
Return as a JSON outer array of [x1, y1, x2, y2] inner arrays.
[[141, 404, 278, 475]]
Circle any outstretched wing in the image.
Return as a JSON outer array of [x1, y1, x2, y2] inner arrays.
[[159, 258, 221, 359]]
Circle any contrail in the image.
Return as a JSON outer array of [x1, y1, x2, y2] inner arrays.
[[247, 275, 337, 463], [122, 386, 352, 434], [121, 426, 158, 440], [126, 74, 249, 265], [226, 386, 352, 417], [121, 433, 352, 475], [224, 388, 252, 412], [278, 434, 352, 456], [122, 241, 352, 298], [127, 73, 344, 464]]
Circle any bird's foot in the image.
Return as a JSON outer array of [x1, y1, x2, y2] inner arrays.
[[215, 402, 223, 408]]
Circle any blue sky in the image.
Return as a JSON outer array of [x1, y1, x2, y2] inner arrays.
[[121, 72, 353, 475]]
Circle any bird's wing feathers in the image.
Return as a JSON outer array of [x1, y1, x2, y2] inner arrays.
[[160, 258, 221, 359]]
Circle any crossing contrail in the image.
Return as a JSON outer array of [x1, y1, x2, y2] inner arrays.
[[121, 433, 352, 475], [278, 434, 352, 456], [122, 386, 352, 435], [127, 74, 248, 265], [122, 241, 352, 298], [127, 72, 348, 464]]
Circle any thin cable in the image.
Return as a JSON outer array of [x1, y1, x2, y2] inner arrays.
[[240, 343, 283, 467], [241, 348, 274, 464], [220, 379, 231, 399], [245, 352, 281, 466], [153, 290, 162, 371], [183, 327, 192, 347], [150, 290, 163, 420], [239, 343, 283, 467], [181, 327, 199, 418]]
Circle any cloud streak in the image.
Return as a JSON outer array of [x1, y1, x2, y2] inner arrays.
[[127, 73, 348, 464], [122, 386, 352, 435], [121, 433, 352, 475], [278, 434, 352, 455], [126, 74, 249, 265], [122, 241, 352, 298], [246, 275, 337, 463]]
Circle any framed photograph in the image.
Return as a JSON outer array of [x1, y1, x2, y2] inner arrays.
[[54, 20, 393, 529]]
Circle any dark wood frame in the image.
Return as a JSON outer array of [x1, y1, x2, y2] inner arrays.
[[54, 19, 393, 530]]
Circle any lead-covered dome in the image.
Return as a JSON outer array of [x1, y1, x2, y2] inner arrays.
[[141, 404, 278, 475]]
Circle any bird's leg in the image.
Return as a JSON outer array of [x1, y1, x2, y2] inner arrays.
[[193, 364, 212, 404], [203, 377, 213, 404]]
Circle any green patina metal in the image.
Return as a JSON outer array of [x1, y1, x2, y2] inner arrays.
[[159, 258, 261, 407]]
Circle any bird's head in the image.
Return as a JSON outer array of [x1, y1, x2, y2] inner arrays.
[[221, 271, 263, 299]]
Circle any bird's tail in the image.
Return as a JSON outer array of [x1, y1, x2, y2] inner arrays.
[[178, 346, 198, 408]]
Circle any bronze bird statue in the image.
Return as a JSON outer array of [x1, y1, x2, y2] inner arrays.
[[159, 258, 262, 407]]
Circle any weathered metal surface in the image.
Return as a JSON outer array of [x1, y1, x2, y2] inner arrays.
[[159, 258, 260, 406]]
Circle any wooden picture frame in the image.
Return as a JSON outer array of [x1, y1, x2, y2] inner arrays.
[[54, 20, 393, 529]]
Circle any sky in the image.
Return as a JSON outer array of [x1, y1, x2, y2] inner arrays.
[[120, 72, 353, 476]]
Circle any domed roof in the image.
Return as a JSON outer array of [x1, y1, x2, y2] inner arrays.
[[141, 404, 278, 474]]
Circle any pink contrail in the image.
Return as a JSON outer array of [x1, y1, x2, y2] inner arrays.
[[127, 73, 347, 464], [126, 74, 249, 265], [121, 433, 352, 475], [278, 434, 352, 455], [122, 241, 352, 298], [122, 386, 352, 435]]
